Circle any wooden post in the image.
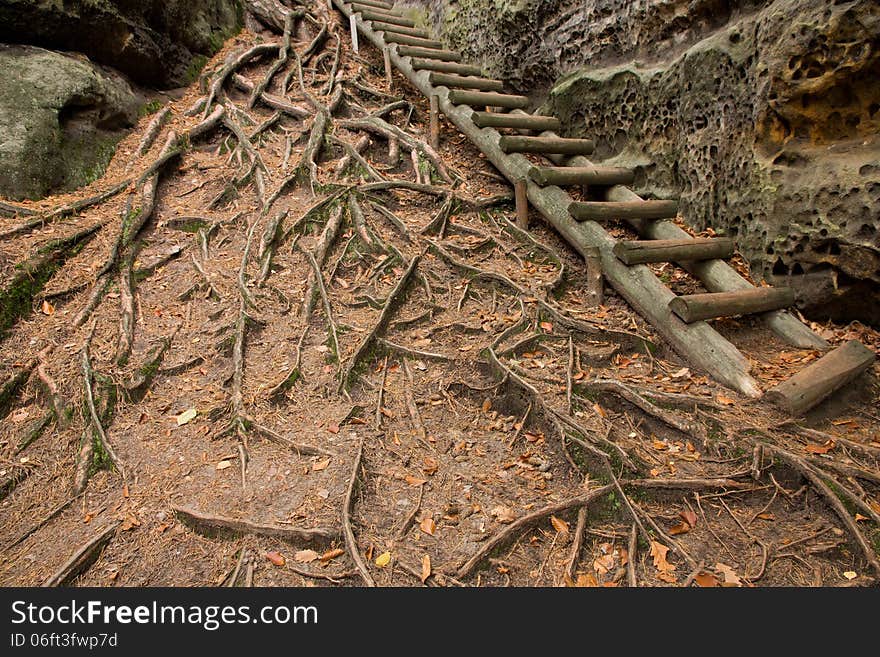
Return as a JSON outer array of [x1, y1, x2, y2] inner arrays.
[[669, 287, 795, 323], [765, 340, 875, 415], [429, 95, 440, 151], [613, 238, 735, 265], [500, 135, 596, 155], [350, 15, 359, 53], [584, 246, 604, 307], [514, 179, 529, 230], [383, 47, 393, 90]]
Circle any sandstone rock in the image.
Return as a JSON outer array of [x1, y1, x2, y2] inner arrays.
[[0, 0, 243, 88], [0, 45, 140, 201], [411, 0, 880, 325]]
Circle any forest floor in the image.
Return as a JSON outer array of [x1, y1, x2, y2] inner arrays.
[[1, 0, 879, 588]]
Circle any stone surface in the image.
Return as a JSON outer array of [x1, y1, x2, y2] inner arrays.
[[410, 0, 880, 325], [0, 0, 243, 88], [0, 45, 140, 201]]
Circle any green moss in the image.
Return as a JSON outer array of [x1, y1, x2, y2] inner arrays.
[[61, 133, 123, 191], [0, 256, 60, 339], [139, 99, 164, 118], [183, 54, 210, 87]]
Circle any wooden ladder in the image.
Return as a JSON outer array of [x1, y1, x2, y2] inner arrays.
[[334, 1, 875, 411]]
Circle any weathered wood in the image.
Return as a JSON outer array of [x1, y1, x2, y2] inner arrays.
[[351, 2, 403, 16], [669, 287, 795, 323], [334, 0, 762, 398], [385, 33, 444, 49], [515, 179, 529, 230], [529, 165, 634, 187], [501, 135, 595, 155], [472, 112, 561, 131], [613, 238, 735, 265], [349, 14, 359, 52], [371, 21, 431, 38], [584, 246, 604, 306], [449, 90, 529, 109], [383, 47, 393, 89], [764, 340, 876, 415], [42, 523, 119, 587], [570, 200, 677, 221], [429, 95, 440, 150], [349, 0, 394, 11], [429, 72, 505, 92], [356, 9, 415, 27], [396, 45, 462, 61], [410, 58, 482, 75]]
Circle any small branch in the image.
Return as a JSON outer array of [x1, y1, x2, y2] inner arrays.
[[342, 434, 376, 586]]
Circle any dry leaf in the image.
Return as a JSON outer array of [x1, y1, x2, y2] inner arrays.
[[854, 513, 868, 522], [120, 514, 140, 531], [657, 572, 677, 583], [176, 408, 197, 426], [716, 395, 736, 406], [714, 562, 742, 587], [539, 321, 553, 332], [566, 572, 597, 587], [550, 515, 570, 536], [327, 423, 340, 434], [695, 572, 718, 587], [422, 457, 439, 475], [294, 549, 319, 563], [265, 551, 286, 567], [652, 439, 668, 451], [312, 458, 331, 472], [491, 506, 516, 523], [669, 522, 691, 536], [680, 509, 698, 528], [420, 554, 431, 583], [41, 300, 55, 315], [806, 441, 835, 454], [404, 475, 427, 486], [843, 571, 857, 580], [481, 398, 492, 412], [216, 460, 232, 471], [650, 541, 676, 575], [320, 548, 344, 562], [380, 407, 394, 419], [593, 554, 614, 575], [756, 512, 775, 521], [419, 517, 436, 535], [375, 551, 392, 568], [593, 402, 607, 418]]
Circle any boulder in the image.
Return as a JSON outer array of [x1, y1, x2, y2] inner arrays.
[[0, 0, 243, 88], [0, 44, 140, 201]]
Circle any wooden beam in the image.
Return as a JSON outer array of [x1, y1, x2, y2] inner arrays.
[[449, 90, 529, 109], [501, 135, 595, 156], [613, 238, 735, 265], [529, 165, 634, 187], [429, 72, 504, 92], [669, 287, 795, 323], [515, 179, 529, 229], [764, 340, 876, 415], [429, 95, 440, 150], [569, 200, 678, 222], [371, 21, 431, 38], [348, 0, 395, 10], [396, 45, 462, 61], [472, 112, 561, 131], [356, 9, 415, 27], [584, 246, 604, 306], [385, 33, 444, 49], [410, 59, 482, 76], [350, 3, 404, 17]]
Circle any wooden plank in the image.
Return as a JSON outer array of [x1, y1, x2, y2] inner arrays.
[[370, 21, 431, 38], [384, 33, 444, 49], [472, 112, 561, 131], [396, 45, 462, 61], [613, 238, 735, 265], [429, 72, 504, 92], [500, 135, 594, 155], [356, 9, 415, 27], [529, 165, 634, 187], [669, 287, 795, 323], [449, 90, 529, 109], [410, 59, 482, 76], [569, 200, 678, 221], [764, 340, 876, 415]]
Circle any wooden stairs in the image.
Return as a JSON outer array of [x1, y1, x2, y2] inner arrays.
[[333, 0, 875, 412]]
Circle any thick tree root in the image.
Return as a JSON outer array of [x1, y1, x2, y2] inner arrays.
[[173, 505, 339, 545]]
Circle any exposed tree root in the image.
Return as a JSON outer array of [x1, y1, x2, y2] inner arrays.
[[42, 522, 119, 587], [173, 505, 339, 545], [342, 433, 375, 586]]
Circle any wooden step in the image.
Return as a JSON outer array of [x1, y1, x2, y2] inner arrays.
[[449, 90, 529, 109], [501, 135, 594, 156], [472, 112, 560, 131], [396, 45, 462, 61], [765, 339, 876, 415], [410, 59, 482, 76], [429, 72, 504, 92], [384, 33, 444, 49], [370, 21, 431, 39], [351, 3, 404, 16], [529, 165, 634, 187], [613, 238, 735, 265], [356, 9, 415, 27], [569, 200, 678, 222], [669, 287, 795, 323], [349, 0, 396, 11]]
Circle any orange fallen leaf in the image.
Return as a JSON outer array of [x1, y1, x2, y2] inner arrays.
[[756, 512, 775, 521], [550, 515, 570, 536], [539, 321, 553, 333], [714, 562, 742, 587], [294, 549, 319, 563], [481, 398, 492, 412], [854, 513, 868, 522], [652, 439, 668, 450], [716, 395, 736, 406], [593, 402, 607, 418], [680, 509, 697, 528], [265, 551, 286, 567], [491, 506, 516, 524], [41, 300, 55, 316], [695, 572, 718, 587], [420, 554, 431, 583], [405, 475, 427, 486], [593, 554, 614, 575], [320, 548, 345, 562], [650, 541, 676, 575], [375, 551, 391, 568], [422, 457, 439, 476], [380, 407, 395, 419], [669, 522, 691, 536], [312, 458, 331, 472], [419, 517, 436, 535], [806, 441, 835, 454], [327, 423, 340, 434]]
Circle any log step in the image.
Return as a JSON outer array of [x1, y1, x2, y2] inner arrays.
[[351, 3, 404, 17], [765, 340, 876, 415], [669, 287, 795, 323], [410, 59, 483, 76], [449, 90, 529, 109], [396, 45, 462, 61], [384, 33, 444, 49], [429, 72, 504, 92], [472, 112, 561, 131], [500, 135, 594, 155], [613, 238, 735, 265], [529, 165, 634, 187], [349, 0, 395, 10], [569, 200, 678, 222], [356, 9, 415, 27], [370, 21, 431, 39]]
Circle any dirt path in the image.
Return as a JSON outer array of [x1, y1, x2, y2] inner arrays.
[[1, 0, 878, 588]]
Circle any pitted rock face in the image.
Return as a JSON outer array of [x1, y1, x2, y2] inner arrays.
[[408, 0, 880, 325]]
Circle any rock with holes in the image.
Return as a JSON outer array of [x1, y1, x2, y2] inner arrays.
[[413, 0, 880, 325], [0, 45, 140, 201]]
